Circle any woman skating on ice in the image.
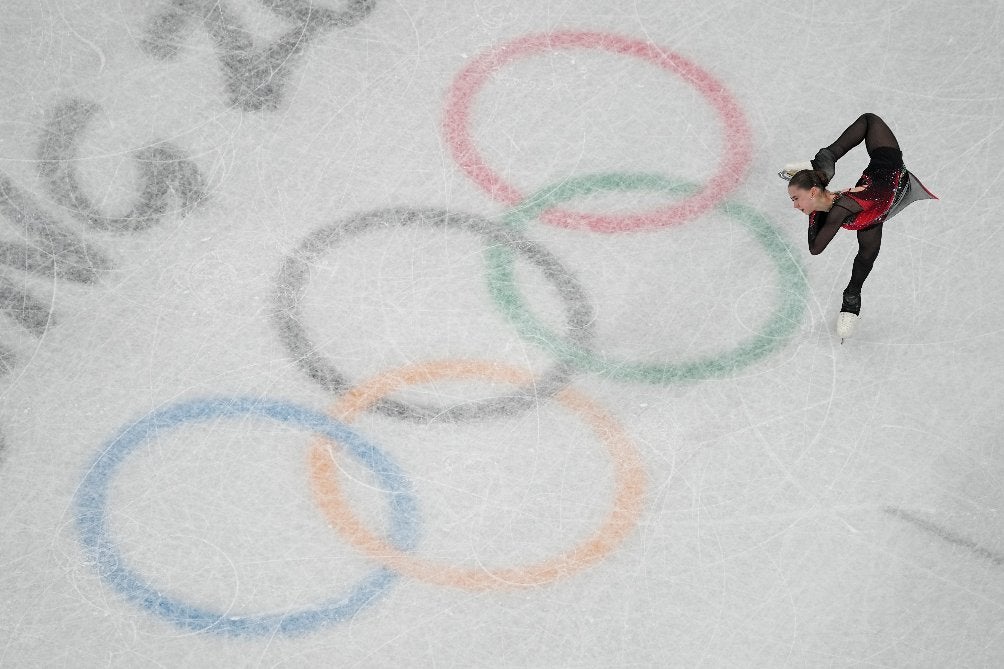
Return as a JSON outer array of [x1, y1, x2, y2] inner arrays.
[[779, 113, 937, 341]]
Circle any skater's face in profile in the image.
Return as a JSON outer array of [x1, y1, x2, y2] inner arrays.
[[788, 185, 821, 215]]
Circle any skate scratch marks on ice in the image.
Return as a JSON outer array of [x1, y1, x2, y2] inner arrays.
[[885, 506, 1004, 568]]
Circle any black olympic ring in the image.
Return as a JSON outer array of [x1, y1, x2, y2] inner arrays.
[[272, 207, 595, 422]]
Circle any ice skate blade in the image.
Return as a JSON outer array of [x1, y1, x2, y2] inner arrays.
[[836, 311, 859, 341], [778, 160, 813, 180]]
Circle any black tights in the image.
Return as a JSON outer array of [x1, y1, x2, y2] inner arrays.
[[826, 113, 900, 160], [846, 223, 883, 296], [827, 113, 896, 304]]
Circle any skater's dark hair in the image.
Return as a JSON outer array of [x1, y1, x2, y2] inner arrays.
[[789, 169, 830, 190]]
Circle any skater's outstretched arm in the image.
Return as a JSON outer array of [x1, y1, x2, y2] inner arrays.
[[812, 113, 900, 183]]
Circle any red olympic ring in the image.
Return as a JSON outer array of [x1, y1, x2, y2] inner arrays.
[[443, 30, 752, 232]]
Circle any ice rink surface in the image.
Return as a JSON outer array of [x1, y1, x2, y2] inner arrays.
[[1, 1, 1002, 666]]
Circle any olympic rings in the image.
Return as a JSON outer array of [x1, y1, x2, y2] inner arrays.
[[73, 397, 420, 637], [487, 173, 807, 383], [73, 27, 801, 635], [443, 30, 752, 233], [272, 207, 595, 422], [309, 360, 646, 590]]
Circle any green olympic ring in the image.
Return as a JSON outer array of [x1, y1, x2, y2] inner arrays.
[[486, 173, 808, 384]]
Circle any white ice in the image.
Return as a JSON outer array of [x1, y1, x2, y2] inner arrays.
[[1, 0, 1003, 667]]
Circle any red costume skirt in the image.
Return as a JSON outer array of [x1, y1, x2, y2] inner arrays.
[[839, 147, 938, 231]]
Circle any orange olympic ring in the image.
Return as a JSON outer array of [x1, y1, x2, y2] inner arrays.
[[308, 360, 646, 590]]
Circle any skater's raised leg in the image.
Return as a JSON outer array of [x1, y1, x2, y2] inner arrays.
[[825, 113, 900, 161]]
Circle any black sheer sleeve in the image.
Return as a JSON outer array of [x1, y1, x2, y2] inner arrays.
[[808, 202, 859, 255]]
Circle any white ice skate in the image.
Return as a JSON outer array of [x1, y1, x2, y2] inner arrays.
[[778, 160, 813, 180], [836, 311, 859, 344]]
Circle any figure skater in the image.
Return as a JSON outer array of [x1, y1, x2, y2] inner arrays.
[[779, 113, 937, 341]]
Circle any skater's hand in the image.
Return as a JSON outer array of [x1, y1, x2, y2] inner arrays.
[[841, 185, 866, 194]]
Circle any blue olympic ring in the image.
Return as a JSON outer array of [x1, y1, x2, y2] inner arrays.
[[74, 397, 420, 637]]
